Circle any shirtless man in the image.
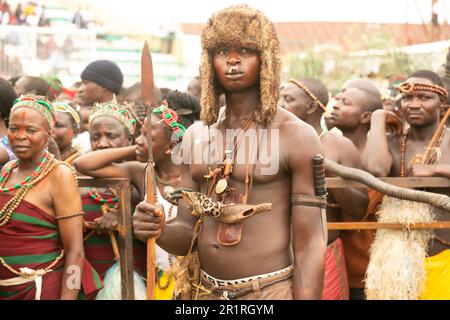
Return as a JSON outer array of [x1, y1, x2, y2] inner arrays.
[[362, 70, 450, 299], [133, 5, 325, 300], [325, 78, 383, 299], [279, 78, 368, 299]]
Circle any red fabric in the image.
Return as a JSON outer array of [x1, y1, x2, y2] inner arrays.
[[321, 238, 349, 300], [82, 194, 146, 278], [0, 194, 102, 300]]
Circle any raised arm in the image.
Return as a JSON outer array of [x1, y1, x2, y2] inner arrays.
[[328, 135, 368, 221], [361, 109, 398, 176], [288, 123, 326, 300], [73, 146, 136, 180], [50, 164, 84, 300]]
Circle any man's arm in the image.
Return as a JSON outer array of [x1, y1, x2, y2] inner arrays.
[[361, 109, 397, 176], [73, 146, 136, 179], [329, 135, 368, 221], [133, 126, 200, 256], [288, 123, 326, 300]]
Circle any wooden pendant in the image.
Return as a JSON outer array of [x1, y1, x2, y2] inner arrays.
[[215, 178, 228, 194]]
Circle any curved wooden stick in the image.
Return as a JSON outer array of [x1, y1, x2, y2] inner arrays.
[[325, 159, 450, 212]]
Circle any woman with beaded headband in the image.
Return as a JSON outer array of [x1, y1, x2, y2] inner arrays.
[[53, 101, 81, 165], [362, 70, 450, 299], [74, 90, 200, 299], [0, 94, 102, 299], [132, 5, 326, 301]]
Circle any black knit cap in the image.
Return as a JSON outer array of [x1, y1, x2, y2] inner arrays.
[[81, 60, 123, 94]]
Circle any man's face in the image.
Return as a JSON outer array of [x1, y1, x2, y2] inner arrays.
[[400, 78, 442, 128], [328, 88, 367, 129], [278, 82, 311, 120], [77, 80, 107, 107], [89, 116, 131, 150], [213, 46, 261, 92]]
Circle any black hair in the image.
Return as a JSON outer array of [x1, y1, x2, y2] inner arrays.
[[19, 76, 49, 96], [162, 89, 201, 130], [298, 78, 329, 108], [0, 77, 18, 125], [407, 70, 445, 88], [343, 78, 382, 112]]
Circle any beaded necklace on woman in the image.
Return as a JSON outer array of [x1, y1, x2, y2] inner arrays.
[[0, 150, 58, 227]]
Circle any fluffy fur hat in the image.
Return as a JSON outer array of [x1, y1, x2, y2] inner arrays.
[[200, 4, 281, 127]]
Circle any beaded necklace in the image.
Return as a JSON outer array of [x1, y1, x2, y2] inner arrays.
[[155, 172, 181, 187], [0, 153, 57, 227], [60, 147, 78, 162], [400, 126, 450, 248], [88, 187, 118, 208], [400, 126, 446, 177], [0, 151, 51, 193]]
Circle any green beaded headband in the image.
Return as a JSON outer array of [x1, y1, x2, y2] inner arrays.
[[152, 101, 187, 140], [53, 101, 81, 129], [11, 95, 56, 129], [89, 102, 137, 135]]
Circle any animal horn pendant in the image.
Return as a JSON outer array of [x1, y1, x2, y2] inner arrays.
[[181, 191, 271, 223]]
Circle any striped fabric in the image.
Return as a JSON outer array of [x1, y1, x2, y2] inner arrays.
[[321, 238, 349, 300], [0, 194, 103, 300], [82, 194, 146, 292]]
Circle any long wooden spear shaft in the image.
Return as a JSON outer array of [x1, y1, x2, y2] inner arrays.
[[141, 40, 157, 300]]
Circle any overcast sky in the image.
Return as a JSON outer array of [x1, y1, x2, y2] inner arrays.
[[72, 0, 450, 34]]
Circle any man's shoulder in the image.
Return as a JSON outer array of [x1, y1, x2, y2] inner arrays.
[[323, 132, 355, 150], [273, 107, 311, 133]]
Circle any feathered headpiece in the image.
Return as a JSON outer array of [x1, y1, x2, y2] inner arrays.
[[200, 4, 281, 127]]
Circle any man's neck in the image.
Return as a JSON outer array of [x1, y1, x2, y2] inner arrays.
[[340, 125, 369, 154], [156, 158, 181, 179], [224, 88, 260, 125], [408, 121, 440, 143], [101, 92, 114, 103], [303, 114, 323, 136]]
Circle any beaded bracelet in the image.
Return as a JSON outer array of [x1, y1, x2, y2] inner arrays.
[[55, 211, 85, 220]]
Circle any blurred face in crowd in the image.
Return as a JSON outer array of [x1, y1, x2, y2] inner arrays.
[[78, 80, 110, 106], [328, 88, 369, 129], [278, 82, 311, 120], [54, 112, 78, 153]]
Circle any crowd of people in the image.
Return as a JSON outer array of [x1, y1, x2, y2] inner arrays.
[[0, 4, 449, 300]]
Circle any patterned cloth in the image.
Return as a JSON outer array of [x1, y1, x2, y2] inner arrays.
[[321, 238, 349, 300], [81, 193, 146, 299], [0, 194, 102, 299]]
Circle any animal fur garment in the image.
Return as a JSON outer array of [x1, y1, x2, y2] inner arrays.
[[199, 4, 281, 127], [365, 196, 435, 300]]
